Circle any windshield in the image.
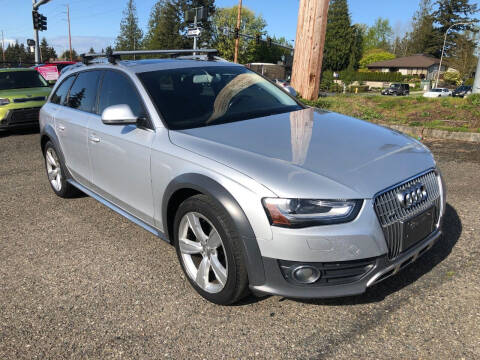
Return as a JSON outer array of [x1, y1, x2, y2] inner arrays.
[[431, 89, 442, 92], [138, 66, 302, 130], [390, 84, 401, 88], [0, 71, 48, 90]]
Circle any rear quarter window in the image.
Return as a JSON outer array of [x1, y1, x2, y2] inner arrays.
[[67, 71, 101, 113], [50, 75, 76, 105]]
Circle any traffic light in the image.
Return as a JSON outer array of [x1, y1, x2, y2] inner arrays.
[[234, 27, 239, 39], [255, 33, 261, 45], [32, 10, 47, 31]]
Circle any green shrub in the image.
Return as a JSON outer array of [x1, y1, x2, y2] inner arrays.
[[467, 93, 480, 106], [464, 78, 474, 86], [338, 71, 405, 82]]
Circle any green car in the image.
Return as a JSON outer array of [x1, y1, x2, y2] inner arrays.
[[0, 68, 51, 131]]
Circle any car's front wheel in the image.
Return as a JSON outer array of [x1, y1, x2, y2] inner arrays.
[[174, 194, 249, 305]]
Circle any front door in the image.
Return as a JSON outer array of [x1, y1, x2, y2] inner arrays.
[[88, 70, 155, 225]]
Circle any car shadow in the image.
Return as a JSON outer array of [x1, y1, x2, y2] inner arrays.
[[294, 203, 461, 306], [0, 127, 39, 138], [236, 203, 461, 307]]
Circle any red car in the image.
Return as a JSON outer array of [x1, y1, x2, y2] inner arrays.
[[35, 61, 77, 82]]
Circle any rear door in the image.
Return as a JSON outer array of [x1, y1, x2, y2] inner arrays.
[[55, 70, 101, 184], [88, 70, 155, 225]]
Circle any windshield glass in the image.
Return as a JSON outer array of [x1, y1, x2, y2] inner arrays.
[[0, 71, 48, 90], [390, 84, 401, 88], [138, 66, 302, 130], [431, 89, 442, 92]]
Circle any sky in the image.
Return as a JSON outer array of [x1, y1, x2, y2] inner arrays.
[[1, 0, 479, 56]]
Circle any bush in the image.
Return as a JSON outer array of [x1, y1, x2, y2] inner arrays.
[[338, 71, 405, 82], [464, 78, 474, 86], [359, 49, 396, 69], [467, 93, 480, 107]]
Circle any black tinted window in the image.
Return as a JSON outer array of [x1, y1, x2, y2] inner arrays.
[[0, 70, 48, 90], [98, 71, 145, 117], [138, 66, 301, 130], [50, 75, 75, 105], [67, 71, 101, 113]]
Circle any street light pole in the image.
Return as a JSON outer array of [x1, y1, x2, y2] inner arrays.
[[435, 22, 473, 88], [32, 0, 51, 65]]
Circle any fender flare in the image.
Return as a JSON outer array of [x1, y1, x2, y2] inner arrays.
[[162, 173, 266, 286], [40, 124, 72, 179]]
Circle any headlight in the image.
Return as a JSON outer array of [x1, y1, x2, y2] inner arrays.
[[262, 198, 363, 228], [0, 98, 10, 106]]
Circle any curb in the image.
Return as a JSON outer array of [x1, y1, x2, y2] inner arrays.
[[379, 123, 480, 143]]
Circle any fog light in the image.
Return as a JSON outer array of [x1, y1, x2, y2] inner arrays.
[[292, 265, 321, 284]]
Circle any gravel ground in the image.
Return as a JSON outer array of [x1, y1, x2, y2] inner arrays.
[[1, 131, 479, 359]]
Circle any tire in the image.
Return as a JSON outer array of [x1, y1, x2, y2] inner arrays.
[[173, 194, 249, 305], [43, 141, 78, 198]]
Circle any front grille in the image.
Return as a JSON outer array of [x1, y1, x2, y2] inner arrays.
[[5, 107, 41, 125], [279, 258, 376, 286], [13, 96, 46, 103], [374, 171, 441, 259]]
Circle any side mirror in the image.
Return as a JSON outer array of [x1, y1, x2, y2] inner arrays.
[[101, 104, 138, 125]]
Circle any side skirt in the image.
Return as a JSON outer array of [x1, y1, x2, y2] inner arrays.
[[67, 179, 170, 243]]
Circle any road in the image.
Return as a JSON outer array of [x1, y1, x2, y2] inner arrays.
[[1, 130, 479, 359]]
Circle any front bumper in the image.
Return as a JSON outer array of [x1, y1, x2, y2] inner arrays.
[[0, 107, 41, 130], [250, 228, 442, 299]]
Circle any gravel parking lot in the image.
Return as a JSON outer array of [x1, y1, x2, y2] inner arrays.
[[1, 130, 479, 359]]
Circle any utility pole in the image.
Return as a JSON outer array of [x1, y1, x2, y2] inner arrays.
[[193, 11, 198, 55], [291, 0, 329, 101], [67, 5, 73, 61], [473, 52, 480, 94], [233, 0, 242, 63]]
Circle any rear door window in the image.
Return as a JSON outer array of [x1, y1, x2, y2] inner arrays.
[[67, 71, 101, 113], [50, 75, 76, 105]]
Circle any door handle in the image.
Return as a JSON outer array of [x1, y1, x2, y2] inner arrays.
[[89, 135, 100, 143], [58, 124, 65, 131]]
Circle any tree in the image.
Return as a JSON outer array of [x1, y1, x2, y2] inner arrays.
[[212, 6, 266, 63], [406, 0, 437, 55], [323, 0, 354, 71], [144, 0, 186, 50], [89, 47, 95, 54], [40, 38, 57, 62], [115, 0, 143, 52], [60, 49, 79, 60], [364, 18, 393, 51], [4, 41, 34, 65], [429, 0, 478, 58], [359, 48, 396, 69], [448, 31, 478, 80]]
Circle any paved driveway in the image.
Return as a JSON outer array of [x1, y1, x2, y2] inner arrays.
[[1, 131, 479, 359]]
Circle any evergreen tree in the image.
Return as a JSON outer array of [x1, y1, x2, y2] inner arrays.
[[60, 49, 79, 60], [115, 0, 143, 52], [144, 0, 186, 50], [429, 0, 478, 58], [407, 0, 436, 55], [40, 38, 57, 62], [4, 41, 34, 65], [89, 47, 95, 54], [323, 0, 354, 71]]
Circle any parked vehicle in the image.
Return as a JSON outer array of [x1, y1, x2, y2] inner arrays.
[[39, 49, 446, 305], [452, 85, 472, 98], [274, 79, 297, 96], [381, 83, 410, 96], [35, 61, 78, 82], [0, 68, 51, 131], [423, 88, 452, 98]]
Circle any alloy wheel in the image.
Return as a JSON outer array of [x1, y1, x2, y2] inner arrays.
[[45, 148, 62, 192], [178, 212, 228, 294]]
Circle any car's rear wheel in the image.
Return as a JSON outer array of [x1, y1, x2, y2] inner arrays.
[[174, 194, 249, 305], [43, 141, 78, 198]]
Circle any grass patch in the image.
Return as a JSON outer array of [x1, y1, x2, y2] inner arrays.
[[300, 94, 480, 133]]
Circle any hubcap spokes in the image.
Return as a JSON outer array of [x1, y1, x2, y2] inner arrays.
[[179, 212, 228, 293], [46, 149, 62, 191]]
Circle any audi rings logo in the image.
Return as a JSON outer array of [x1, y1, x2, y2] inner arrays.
[[396, 183, 427, 209]]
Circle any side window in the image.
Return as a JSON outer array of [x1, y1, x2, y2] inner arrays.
[[98, 71, 145, 118], [67, 71, 101, 113], [50, 75, 75, 105]]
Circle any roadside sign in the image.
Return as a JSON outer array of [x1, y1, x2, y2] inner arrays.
[[187, 28, 202, 37]]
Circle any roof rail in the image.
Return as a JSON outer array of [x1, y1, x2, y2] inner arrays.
[[81, 48, 219, 65]]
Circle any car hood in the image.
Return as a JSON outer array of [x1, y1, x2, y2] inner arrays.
[[169, 108, 435, 199], [0, 87, 51, 101]]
